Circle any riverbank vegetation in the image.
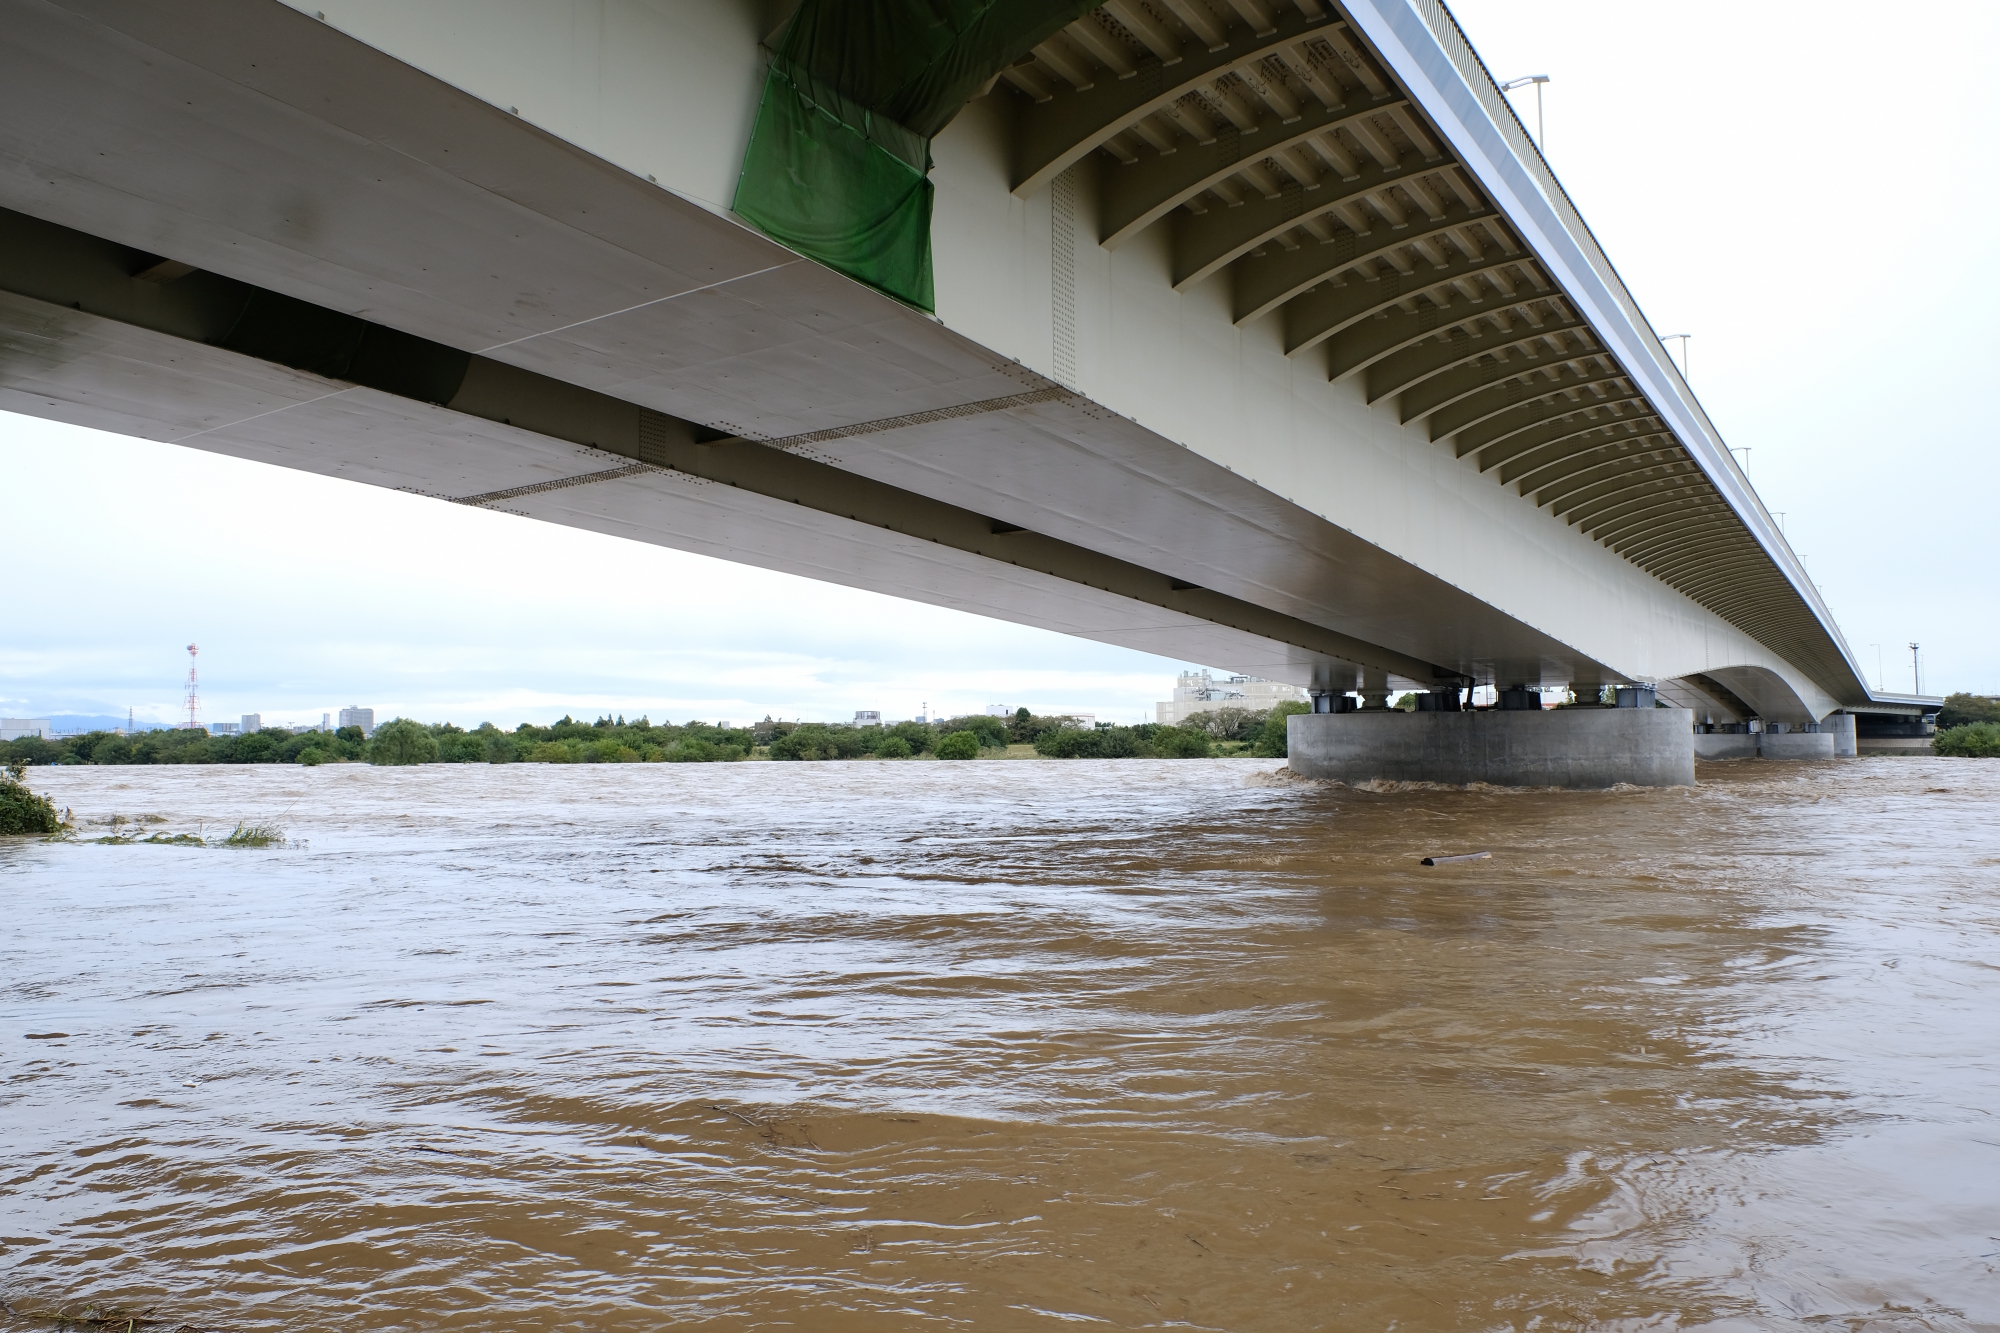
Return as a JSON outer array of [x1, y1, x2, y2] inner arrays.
[[1932, 694, 2000, 756], [1, 703, 1310, 767], [1934, 721, 2000, 757], [1936, 693, 2000, 728], [1, 760, 65, 834]]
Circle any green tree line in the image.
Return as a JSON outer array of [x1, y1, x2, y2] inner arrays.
[[1, 714, 759, 768], [2, 702, 1314, 768]]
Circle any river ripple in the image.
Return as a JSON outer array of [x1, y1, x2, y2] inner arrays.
[[2, 758, 1996, 1330]]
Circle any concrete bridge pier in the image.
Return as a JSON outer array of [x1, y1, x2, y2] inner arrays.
[[1694, 730, 1758, 761], [1287, 706, 1697, 789], [1758, 722, 1839, 760], [1694, 714, 1855, 760]]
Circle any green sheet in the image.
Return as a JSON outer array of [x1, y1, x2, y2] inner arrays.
[[734, 0, 1099, 311]]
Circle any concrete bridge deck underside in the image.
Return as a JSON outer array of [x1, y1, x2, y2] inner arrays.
[[0, 0, 1860, 721]]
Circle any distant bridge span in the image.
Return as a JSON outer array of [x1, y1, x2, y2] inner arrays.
[[0, 0, 1931, 731]]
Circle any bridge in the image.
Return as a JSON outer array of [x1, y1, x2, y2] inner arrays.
[[0, 0, 1936, 781]]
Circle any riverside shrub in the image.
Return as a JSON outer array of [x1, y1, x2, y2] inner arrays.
[[1251, 701, 1312, 758], [1934, 722, 2000, 757], [935, 730, 980, 760], [1149, 725, 1212, 758], [1033, 724, 1212, 759], [770, 723, 870, 761], [0, 761, 63, 835], [1033, 728, 1102, 758], [368, 718, 439, 766]]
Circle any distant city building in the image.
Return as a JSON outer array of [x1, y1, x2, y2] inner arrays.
[[209, 721, 240, 735], [338, 706, 375, 734], [241, 713, 262, 732], [1155, 671, 1308, 726], [1053, 712, 1097, 728], [853, 710, 882, 725], [985, 704, 1013, 717], [0, 718, 52, 740]]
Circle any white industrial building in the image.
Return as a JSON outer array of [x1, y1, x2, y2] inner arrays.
[[1156, 673, 1309, 727], [1, 718, 51, 741]]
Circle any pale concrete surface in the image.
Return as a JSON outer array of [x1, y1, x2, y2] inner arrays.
[[1760, 731, 1838, 760], [1858, 737, 1933, 756], [1695, 734, 1758, 761], [1288, 708, 1696, 789], [1827, 714, 1858, 758]]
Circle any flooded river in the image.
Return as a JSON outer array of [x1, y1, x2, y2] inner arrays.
[[3, 758, 1996, 1331]]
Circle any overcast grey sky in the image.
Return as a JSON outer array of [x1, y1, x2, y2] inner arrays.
[[4, 0, 1992, 727]]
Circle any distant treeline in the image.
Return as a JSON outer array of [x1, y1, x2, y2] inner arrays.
[[1, 703, 1310, 767], [3, 716, 759, 767]]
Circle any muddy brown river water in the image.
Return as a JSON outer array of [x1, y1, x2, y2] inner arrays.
[[2, 758, 1996, 1331]]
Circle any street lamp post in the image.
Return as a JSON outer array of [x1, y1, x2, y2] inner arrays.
[[1658, 333, 1690, 381], [1499, 75, 1551, 151], [1908, 643, 1921, 695]]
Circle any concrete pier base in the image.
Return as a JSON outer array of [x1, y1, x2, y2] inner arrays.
[[1760, 730, 1836, 760], [1695, 733, 1758, 761], [1288, 708, 1695, 789]]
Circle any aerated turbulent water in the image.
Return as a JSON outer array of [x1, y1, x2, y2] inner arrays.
[[2, 759, 1996, 1330]]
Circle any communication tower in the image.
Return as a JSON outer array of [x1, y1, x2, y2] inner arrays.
[[184, 643, 200, 730]]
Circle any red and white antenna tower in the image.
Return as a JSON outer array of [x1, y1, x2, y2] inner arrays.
[[184, 643, 200, 730]]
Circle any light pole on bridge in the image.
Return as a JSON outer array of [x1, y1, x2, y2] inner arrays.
[[1658, 333, 1690, 382], [1499, 75, 1551, 152]]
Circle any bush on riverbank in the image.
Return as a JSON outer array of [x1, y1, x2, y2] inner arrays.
[[0, 760, 64, 834], [765, 715, 1004, 761], [1934, 721, 2000, 757], [369, 718, 439, 766], [1032, 722, 1212, 759], [935, 730, 980, 760], [1251, 701, 1312, 758]]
